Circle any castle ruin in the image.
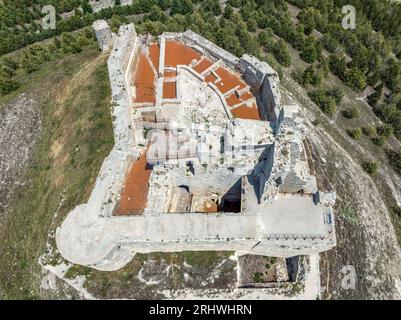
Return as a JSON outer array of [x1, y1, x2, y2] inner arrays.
[[55, 21, 336, 271]]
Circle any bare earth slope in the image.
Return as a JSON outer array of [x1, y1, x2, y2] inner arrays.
[[281, 75, 401, 299], [0, 48, 114, 299], [0, 95, 41, 222]]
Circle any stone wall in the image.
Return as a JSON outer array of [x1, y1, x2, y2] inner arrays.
[[182, 30, 239, 69], [237, 54, 282, 129], [89, 0, 133, 13], [56, 26, 336, 272], [92, 20, 114, 52]]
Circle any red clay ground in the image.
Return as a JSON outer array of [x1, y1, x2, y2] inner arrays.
[[149, 43, 160, 71], [193, 58, 213, 74], [213, 67, 247, 94], [133, 53, 155, 104], [239, 91, 253, 101], [231, 102, 260, 120], [139, 39, 261, 119], [199, 199, 218, 213], [225, 93, 242, 106], [204, 72, 218, 83], [164, 70, 177, 78], [163, 81, 177, 99], [165, 41, 201, 67], [115, 152, 151, 215]]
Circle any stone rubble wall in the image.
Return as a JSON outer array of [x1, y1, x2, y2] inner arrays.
[[237, 54, 282, 127], [89, 0, 133, 13], [93, 233, 335, 271], [92, 20, 115, 52], [181, 30, 239, 69]]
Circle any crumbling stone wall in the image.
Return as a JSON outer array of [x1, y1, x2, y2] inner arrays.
[[92, 20, 114, 52], [56, 25, 336, 272], [237, 54, 282, 129], [89, 0, 133, 13]]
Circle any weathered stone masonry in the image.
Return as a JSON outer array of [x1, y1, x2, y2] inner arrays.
[[55, 21, 336, 271]]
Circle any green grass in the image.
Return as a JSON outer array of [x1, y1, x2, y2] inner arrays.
[[182, 251, 232, 269], [252, 272, 264, 283], [68, 251, 235, 299], [0, 48, 114, 299]]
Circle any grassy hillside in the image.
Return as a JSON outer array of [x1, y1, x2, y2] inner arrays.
[[0, 0, 400, 299], [0, 47, 114, 299]]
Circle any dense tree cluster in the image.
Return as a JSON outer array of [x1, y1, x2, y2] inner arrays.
[[0, 56, 20, 95], [1, 0, 400, 146], [386, 149, 401, 176], [0, 27, 94, 96], [287, 0, 401, 141], [308, 88, 343, 116]]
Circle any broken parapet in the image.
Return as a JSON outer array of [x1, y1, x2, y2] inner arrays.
[[238, 54, 282, 128], [182, 30, 239, 69], [315, 191, 337, 207], [111, 24, 137, 75], [107, 23, 138, 147], [266, 104, 318, 196], [92, 20, 115, 52], [89, 0, 133, 13], [109, 24, 138, 104]]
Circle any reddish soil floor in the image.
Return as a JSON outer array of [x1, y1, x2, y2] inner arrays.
[[214, 67, 247, 94], [193, 58, 213, 74], [164, 70, 177, 78], [204, 72, 218, 83], [115, 152, 151, 215], [163, 81, 177, 99], [133, 53, 155, 104], [202, 200, 218, 213], [130, 40, 261, 139], [149, 43, 160, 71], [225, 93, 242, 107], [165, 40, 201, 67], [239, 91, 253, 101], [231, 102, 260, 120]]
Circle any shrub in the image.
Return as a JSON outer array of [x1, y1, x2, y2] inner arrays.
[[272, 39, 291, 67], [362, 125, 377, 137], [321, 34, 339, 53], [308, 89, 338, 116], [300, 44, 318, 63], [347, 127, 362, 140], [391, 206, 401, 218], [326, 88, 343, 105], [386, 149, 401, 175], [0, 75, 20, 95], [252, 272, 264, 283], [362, 161, 378, 175], [342, 107, 359, 119], [372, 135, 387, 146], [377, 124, 393, 139], [347, 67, 367, 91], [299, 65, 322, 86]]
